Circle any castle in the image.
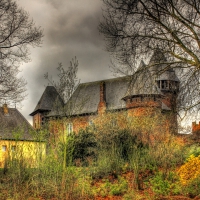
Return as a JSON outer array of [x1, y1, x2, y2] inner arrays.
[[30, 50, 179, 135]]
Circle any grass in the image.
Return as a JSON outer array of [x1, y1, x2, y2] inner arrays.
[[0, 128, 200, 200]]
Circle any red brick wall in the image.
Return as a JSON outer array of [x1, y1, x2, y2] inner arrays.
[[161, 93, 177, 111], [126, 97, 160, 110], [33, 113, 41, 129], [98, 82, 106, 114], [192, 121, 200, 133], [33, 112, 47, 129]]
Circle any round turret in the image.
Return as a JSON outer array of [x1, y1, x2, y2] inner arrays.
[[155, 68, 179, 94], [148, 49, 179, 94]]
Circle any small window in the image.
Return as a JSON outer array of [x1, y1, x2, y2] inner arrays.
[[67, 123, 73, 135], [2, 145, 7, 152], [89, 120, 94, 126], [41, 117, 44, 126], [161, 80, 165, 89], [11, 146, 16, 152], [111, 119, 117, 127]]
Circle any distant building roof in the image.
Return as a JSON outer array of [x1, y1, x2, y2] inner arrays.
[[30, 86, 64, 116], [0, 106, 35, 141]]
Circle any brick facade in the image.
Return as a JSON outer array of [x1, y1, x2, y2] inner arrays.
[[192, 121, 200, 133], [30, 50, 179, 138]]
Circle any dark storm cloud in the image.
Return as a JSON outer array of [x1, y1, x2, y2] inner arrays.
[[17, 0, 112, 123]]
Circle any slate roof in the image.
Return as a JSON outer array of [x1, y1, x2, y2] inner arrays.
[[0, 107, 35, 141], [149, 49, 179, 82], [48, 76, 132, 117], [156, 68, 179, 82], [30, 86, 64, 116], [38, 50, 179, 117], [149, 49, 167, 65], [123, 61, 160, 98]]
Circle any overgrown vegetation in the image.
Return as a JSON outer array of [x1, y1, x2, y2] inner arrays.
[[0, 118, 200, 200]]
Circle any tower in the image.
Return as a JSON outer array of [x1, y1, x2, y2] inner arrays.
[[30, 86, 64, 129], [122, 60, 163, 116], [149, 49, 179, 111], [122, 49, 179, 134], [149, 49, 180, 133]]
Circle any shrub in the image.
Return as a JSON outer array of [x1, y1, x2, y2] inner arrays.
[[150, 171, 181, 196], [182, 176, 200, 197], [95, 176, 128, 197], [62, 128, 97, 166], [92, 129, 144, 178], [178, 154, 200, 186], [97, 129, 144, 161], [91, 147, 125, 178], [185, 144, 200, 159]]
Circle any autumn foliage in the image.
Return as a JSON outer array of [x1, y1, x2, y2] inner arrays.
[[178, 155, 200, 185]]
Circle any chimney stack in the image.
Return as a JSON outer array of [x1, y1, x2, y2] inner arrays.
[[100, 82, 106, 102], [98, 82, 106, 114], [3, 103, 9, 115]]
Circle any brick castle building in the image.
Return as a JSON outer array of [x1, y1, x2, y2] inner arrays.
[[30, 50, 179, 135]]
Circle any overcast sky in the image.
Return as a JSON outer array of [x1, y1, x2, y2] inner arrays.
[[16, 0, 113, 124]]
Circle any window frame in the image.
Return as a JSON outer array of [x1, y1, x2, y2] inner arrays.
[[67, 123, 73, 135], [2, 145, 7, 152]]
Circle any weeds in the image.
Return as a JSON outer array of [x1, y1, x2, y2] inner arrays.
[[0, 125, 199, 199]]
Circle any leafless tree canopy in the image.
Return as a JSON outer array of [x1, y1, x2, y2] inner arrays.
[[99, 0, 200, 116], [0, 0, 43, 105], [0, 62, 26, 105], [44, 57, 79, 103]]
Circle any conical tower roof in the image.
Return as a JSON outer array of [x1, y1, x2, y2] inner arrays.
[[149, 49, 179, 82], [30, 86, 64, 116], [149, 49, 167, 65], [123, 60, 160, 99]]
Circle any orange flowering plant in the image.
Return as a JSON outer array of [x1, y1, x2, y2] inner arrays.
[[178, 154, 200, 185]]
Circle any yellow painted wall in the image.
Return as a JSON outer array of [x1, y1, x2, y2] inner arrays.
[[0, 140, 46, 168]]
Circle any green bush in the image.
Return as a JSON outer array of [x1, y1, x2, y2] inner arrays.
[[185, 144, 200, 160], [150, 171, 181, 196], [182, 176, 200, 198], [110, 176, 128, 196], [67, 128, 97, 166], [91, 147, 125, 178], [97, 129, 144, 161], [95, 176, 128, 197]]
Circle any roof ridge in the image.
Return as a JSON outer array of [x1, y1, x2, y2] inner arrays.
[[79, 75, 131, 86], [14, 108, 33, 129]]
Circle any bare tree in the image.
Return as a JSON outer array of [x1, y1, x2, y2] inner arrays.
[[99, 0, 200, 116], [44, 57, 79, 103], [0, 0, 43, 105], [0, 62, 26, 105]]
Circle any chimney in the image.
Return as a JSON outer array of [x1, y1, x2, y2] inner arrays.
[[3, 103, 9, 115], [192, 121, 200, 133], [98, 81, 106, 114], [100, 82, 106, 102]]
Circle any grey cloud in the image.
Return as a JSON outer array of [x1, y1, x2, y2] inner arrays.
[[16, 0, 112, 124]]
